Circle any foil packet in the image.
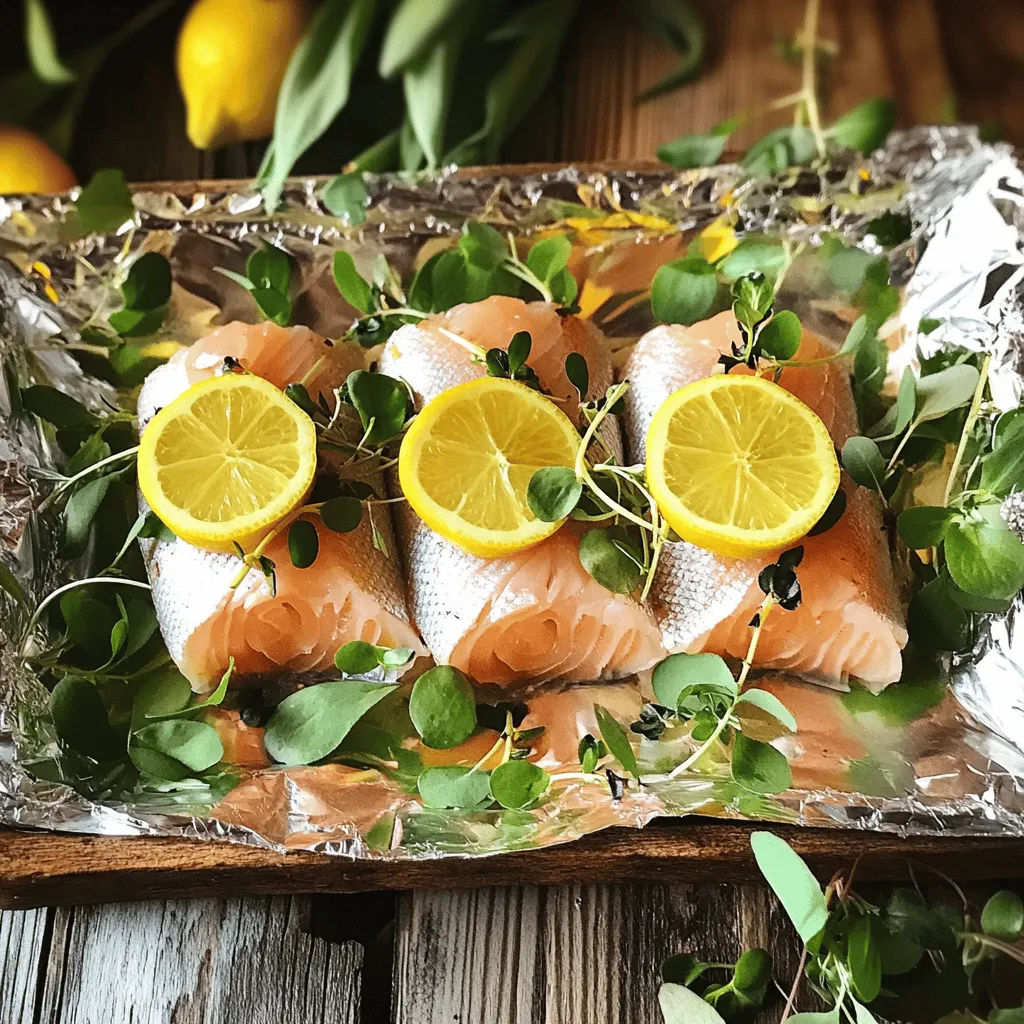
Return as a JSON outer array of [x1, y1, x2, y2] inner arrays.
[[2, 125, 1024, 861]]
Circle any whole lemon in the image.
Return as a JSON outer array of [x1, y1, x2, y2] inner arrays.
[[0, 126, 77, 194], [176, 0, 309, 151]]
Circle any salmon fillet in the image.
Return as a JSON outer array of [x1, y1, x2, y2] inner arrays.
[[137, 321, 424, 691], [379, 296, 665, 684], [621, 311, 907, 691]]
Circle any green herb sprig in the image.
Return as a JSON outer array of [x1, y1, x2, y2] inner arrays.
[[660, 831, 1024, 1023], [216, 243, 293, 325]]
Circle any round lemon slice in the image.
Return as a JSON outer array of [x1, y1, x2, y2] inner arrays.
[[138, 373, 317, 551], [399, 377, 582, 557], [646, 374, 840, 558]]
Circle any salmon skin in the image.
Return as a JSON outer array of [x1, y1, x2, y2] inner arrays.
[[379, 296, 666, 685], [621, 311, 907, 691], [136, 321, 424, 691]]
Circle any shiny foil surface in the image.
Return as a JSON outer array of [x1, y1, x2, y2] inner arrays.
[[2, 126, 1024, 862]]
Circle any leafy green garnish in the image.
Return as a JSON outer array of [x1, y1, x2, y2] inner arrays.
[[409, 666, 477, 749]]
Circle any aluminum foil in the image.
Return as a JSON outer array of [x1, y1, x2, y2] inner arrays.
[[3, 126, 1024, 862]]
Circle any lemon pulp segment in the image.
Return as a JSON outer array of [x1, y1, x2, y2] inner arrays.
[[645, 374, 839, 558], [138, 374, 317, 551], [399, 377, 582, 557]]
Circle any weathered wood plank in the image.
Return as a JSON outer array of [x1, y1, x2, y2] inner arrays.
[[392, 883, 811, 1024], [36, 897, 362, 1024], [0, 907, 50, 1024], [5, 821, 1024, 910], [394, 878, 1024, 1023]]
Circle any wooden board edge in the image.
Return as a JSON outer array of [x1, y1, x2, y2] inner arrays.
[[3, 821, 1023, 910]]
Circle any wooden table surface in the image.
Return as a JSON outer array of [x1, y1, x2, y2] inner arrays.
[[4, 2, 1024, 1021]]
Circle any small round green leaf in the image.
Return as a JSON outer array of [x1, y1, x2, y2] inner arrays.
[[945, 503, 1024, 600], [717, 236, 787, 282], [652, 652, 736, 710], [564, 352, 589, 400], [507, 330, 532, 373], [526, 235, 571, 282], [651, 257, 719, 326], [488, 760, 550, 809], [733, 947, 772, 994], [578, 527, 642, 594], [132, 719, 224, 772], [459, 221, 507, 271], [323, 172, 368, 225], [320, 496, 363, 533], [247, 245, 291, 293], [121, 252, 172, 310], [527, 467, 582, 522], [981, 889, 1024, 941], [758, 310, 801, 360], [345, 369, 410, 445], [380, 646, 414, 668], [409, 666, 477, 749], [335, 640, 381, 675], [897, 505, 955, 550], [842, 436, 885, 489], [288, 520, 319, 569], [332, 251, 373, 312], [417, 766, 493, 809], [251, 287, 292, 327]]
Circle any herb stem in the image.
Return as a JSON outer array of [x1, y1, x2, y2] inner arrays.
[[943, 354, 991, 506], [663, 595, 773, 781], [39, 445, 140, 511], [779, 945, 808, 1023], [503, 232, 554, 303], [19, 577, 152, 657], [436, 327, 488, 361], [800, 0, 827, 159], [230, 503, 324, 588], [884, 421, 918, 477]]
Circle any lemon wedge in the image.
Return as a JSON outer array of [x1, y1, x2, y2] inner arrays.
[[399, 377, 581, 557], [138, 373, 317, 551], [646, 374, 839, 558]]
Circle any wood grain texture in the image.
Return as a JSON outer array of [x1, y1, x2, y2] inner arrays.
[[558, 0, 951, 162], [4, 821, 1024, 910], [0, 907, 50, 1024], [392, 884, 814, 1024], [394, 880, 1024, 1023], [35, 897, 362, 1024]]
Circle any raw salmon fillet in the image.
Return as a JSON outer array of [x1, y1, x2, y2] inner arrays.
[[379, 296, 665, 684], [621, 311, 907, 691], [137, 320, 424, 691]]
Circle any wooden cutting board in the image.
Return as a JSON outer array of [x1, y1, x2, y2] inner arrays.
[[3, 821, 1024, 910]]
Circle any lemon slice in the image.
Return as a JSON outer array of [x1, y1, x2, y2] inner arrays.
[[399, 377, 581, 557], [138, 373, 317, 551], [646, 374, 839, 558]]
